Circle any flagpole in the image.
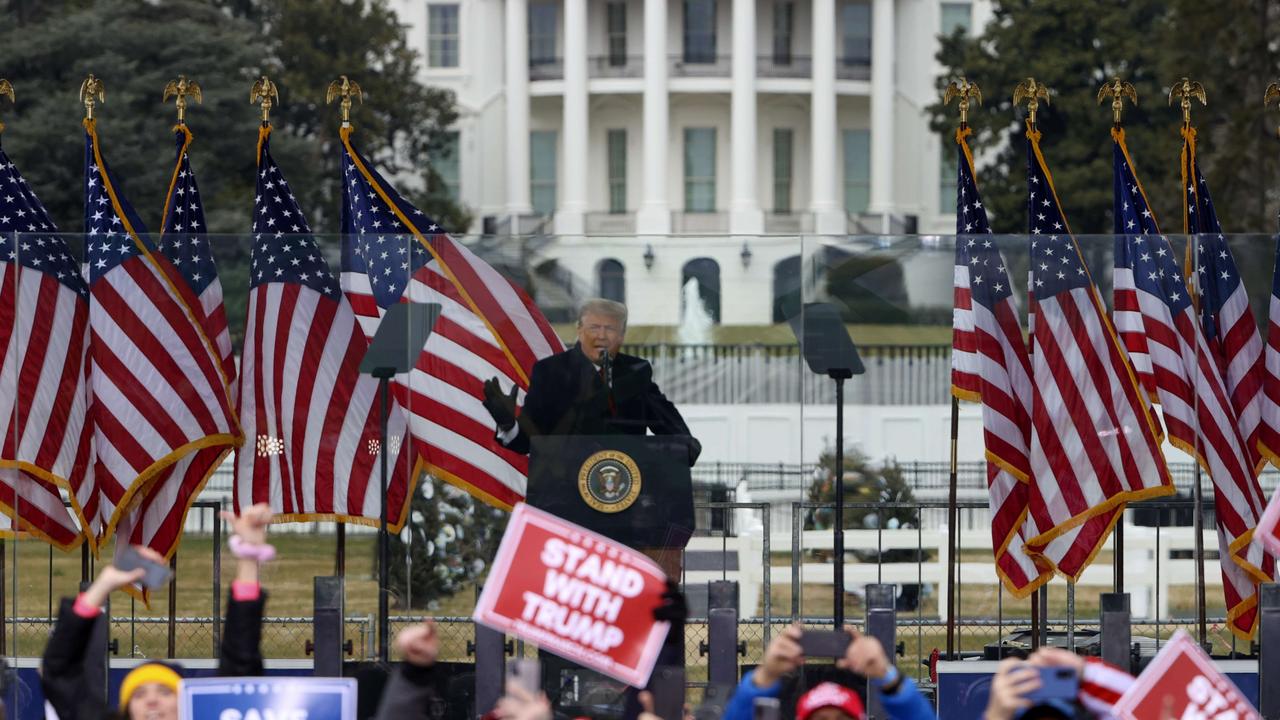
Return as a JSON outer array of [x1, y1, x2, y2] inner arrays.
[[943, 78, 981, 660]]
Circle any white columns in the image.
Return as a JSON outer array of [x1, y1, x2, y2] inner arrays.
[[557, 0, 588, 235], [809, 0, 843, 235], [637, 0, 671, 235], [869, 0, 895, 218], [505, 0, 532, 219], [729, 0, 763, 235]]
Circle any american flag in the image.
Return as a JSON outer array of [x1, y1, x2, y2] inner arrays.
[[234, 125, 412, 526], [949, 128, 1049, 596], [1184, 131, 1280, 472], [1174, 129, 1274, 637], [158, 125, 235, 386], [337, 127, 562, 508], [0, 143, 90, 549], [82, 119, 238, 553], [1022, 125, 1173, 579]]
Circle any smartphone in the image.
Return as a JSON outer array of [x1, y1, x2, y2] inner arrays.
[[1023, 666, 1080, 704], [752, 697, 781, 720], [799, 629, 851, 658], [114, 546, 172, 589], [505, 658, 540, 695]]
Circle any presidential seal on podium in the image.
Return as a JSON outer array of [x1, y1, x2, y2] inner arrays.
[[577, 449, 643, 513]]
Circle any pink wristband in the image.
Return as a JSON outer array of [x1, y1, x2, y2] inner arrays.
[[73, 593, 102, 619], [229, 534, 276, 562], [231, 580, 261, 602]]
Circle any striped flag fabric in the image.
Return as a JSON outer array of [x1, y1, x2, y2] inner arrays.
[[82, 118, 238, 552], [233, 124, 412, 527], [1111, 127, 1271, 638], [337, 126, 562, 508], [1022, 123, 1173, 579], [949, 127, 1050, 597], [0, 141, 91, 549], [1183, 127, 1280, 470], [158, 124, 235, 388]]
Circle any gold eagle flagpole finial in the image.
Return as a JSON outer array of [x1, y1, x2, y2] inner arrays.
[[79, 74, 105, 121], [1168, 77, 1206, 126], [1097, 77, 1138, 127], [325, 75, 362, 128], [1264, 82, 1280, 138], [250, 76, 279, 123], [162, 74, 203, 125], [1013, 77, 1050, 129], [0, 79, 13, 133], [943, 77, 982, 129]]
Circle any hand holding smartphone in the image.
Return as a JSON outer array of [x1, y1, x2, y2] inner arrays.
[[114, 546, 172, 589], [798, 629, 852, 658]]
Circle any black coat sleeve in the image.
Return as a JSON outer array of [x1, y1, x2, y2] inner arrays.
[[373, 663, 442, 720], [218, 591, 267, 677], [41, 598, 109, 720]]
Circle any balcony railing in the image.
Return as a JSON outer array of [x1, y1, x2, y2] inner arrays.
[[671, 211, 729, 233], [669, 53, 731, 77], [589, 54, 644, 78], [837, 55, 872, 81], [528, 58, 562, 81], [757, 54, 812, 79]]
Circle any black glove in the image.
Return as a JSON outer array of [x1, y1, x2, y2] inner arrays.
[[653, 579, 687, 625], [481, 377, 518, 431]]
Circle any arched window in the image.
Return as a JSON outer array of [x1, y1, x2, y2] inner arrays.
[[598, 258, 626, 303], [772, 255, 801, 323], [681, 257, 721, 324]]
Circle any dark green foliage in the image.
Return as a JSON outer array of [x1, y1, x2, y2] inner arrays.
[[806, 446, 918, 532], [929, 0, 1280, 235]]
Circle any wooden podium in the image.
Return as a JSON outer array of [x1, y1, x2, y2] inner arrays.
[[526, 434, 695, 552]]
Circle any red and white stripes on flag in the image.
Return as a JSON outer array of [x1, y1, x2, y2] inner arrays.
[[338, 127, 562, 509], [233, 125, 412, 527], [1022, 125, 1173, 580], [82, 119, 238, 551], [949, 127, 1050, 597]]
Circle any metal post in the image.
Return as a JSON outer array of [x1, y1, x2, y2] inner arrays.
[[708, 580, 739, 687], [946, 396, 959, 659], [0, 538, 6, 656], [474, 623, 506, 712], [1113, 520, 1124, 594], [81, 543, 90, 585], [167, 554, 177, 659], [1193, 463, 1207, 647], [791, 502, 801, 622], [833, 375, 846, 628], [865, 584, 896, 720], [336, 523, 346, 578], [1260, 584, 1280, 719], [313, 576, 345, 677], [1066, 581, 1075, 651], [377, 376, 391, 663], [1099, 593, 1131, 672], [212, 503, 222, 655]]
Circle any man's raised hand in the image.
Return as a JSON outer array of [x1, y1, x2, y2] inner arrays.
[[482, 377, 519, 431]]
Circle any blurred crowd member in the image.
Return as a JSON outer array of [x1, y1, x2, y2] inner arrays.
[[40, 504, 276, 720], [372, 620, 444, 719], [985, 648, 1135, 720], [721, 625, 934, 720]]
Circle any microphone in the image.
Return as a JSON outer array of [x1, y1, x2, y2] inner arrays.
[[600, 349, 613, 388]]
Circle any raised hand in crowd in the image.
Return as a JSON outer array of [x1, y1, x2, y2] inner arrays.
[[79, 545, 165, 609], [984, 658, 1043, 720], [395, 619, 440, 668], [493, 680, 553, 720], [221, 502, 274, 586], [373, 620, 445, 720], [755, 624, 806, 688]]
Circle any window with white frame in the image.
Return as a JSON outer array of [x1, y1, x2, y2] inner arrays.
[[843, 129, 870, 214], [429, 131, 461, 201], [684, 128, 717, 212], [427, 4, 460, 68], [940, 2, 972, 35], [773, 128, 793, 214], [840, 2, 871, 67], [529, 2, 558, 66], [530, 131, 557, 215], [607, 129, 627, 214], [773, 1, 794, 65], [607, 1, 627, 66]]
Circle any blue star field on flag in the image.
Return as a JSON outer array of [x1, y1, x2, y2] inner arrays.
[[0, 145, 86, 298], [1112, 145, 1191, 316], [955, 145, 1012, 313], [159, 129, 218, 296], [251, 134, 340, 297], [1185, 163, 1241, 342], [1026, 142, 1087, 298], [339, 144, 437, 308], [84, 133, 151, 285]]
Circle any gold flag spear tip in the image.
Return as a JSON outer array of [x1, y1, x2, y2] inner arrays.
[[162, 75, 202, 125], [0, 79, 13, 133], [79, 74, 105, 121], [325, 75, 362, 128], [943, 78, 982, 128], [1168, 77, 1206, 126], [250, 75, 279, 123], [1264, 82, 1280, 138], [1013, 77, 1050, 128], [1097, 77, 1137, 127]]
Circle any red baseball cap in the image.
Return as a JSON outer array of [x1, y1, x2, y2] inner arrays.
[[796, 682, 866, 720]]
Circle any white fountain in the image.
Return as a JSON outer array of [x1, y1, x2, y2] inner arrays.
[[677, 276, 714, 346]]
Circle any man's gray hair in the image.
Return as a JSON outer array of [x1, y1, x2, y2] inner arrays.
[[578, 298, 628, 329]]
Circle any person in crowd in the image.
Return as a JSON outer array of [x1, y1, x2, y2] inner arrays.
[[984, 647, 1135, 720], [40, 504, 275, 720], [371, 620, 444, 719], [722, 625, 935, 720]]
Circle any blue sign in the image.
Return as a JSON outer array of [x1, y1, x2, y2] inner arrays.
[[180, 677, 357, 720]]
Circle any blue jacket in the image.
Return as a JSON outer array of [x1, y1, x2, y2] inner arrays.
[[722, 669, 936, 720]]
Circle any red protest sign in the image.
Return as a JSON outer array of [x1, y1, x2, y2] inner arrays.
[[1111, 630, 1258, 720], [473, 503, 671, 688], [1256, 487, 1280, 559]]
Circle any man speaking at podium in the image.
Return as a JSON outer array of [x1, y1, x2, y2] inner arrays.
[[481, 298, 701, 467]]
